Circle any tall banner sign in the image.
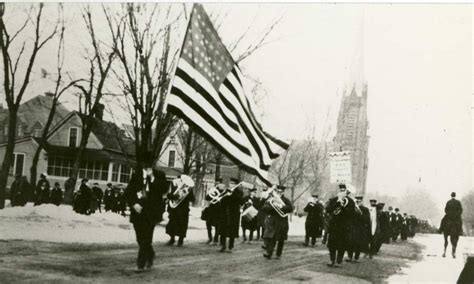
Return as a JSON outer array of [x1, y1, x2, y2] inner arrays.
[[329, 151, 352, 184]]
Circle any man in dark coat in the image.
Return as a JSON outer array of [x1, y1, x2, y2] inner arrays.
[[346, 196, 370, 263], [103, 183, 113, 212], [303, 194, 324, 247], [241, 187, 259, 244], [325, 184, 357, 267], [166, 178, 195, 247], [73, 179, 92, 215], [217, 178, 243, 253], [50, 182, 63, 206], [203, 178, 223, 245], [256, 187, 269, 240], [379, 204, 391, 244], [374, 203, 389, 252], [439, 192, 463, 258], [10, 174, 28, 207], [367, 199, 381, 258], [35, 173, 50, 205], [391, 208, 401, 241], [400, 213, 410, 241], [262, 185, 293, 259], [125, 158, 168, 272], [91, 183, 103, 213]]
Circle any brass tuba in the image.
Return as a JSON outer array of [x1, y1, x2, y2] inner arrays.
[[169, 175, 195, 209], [266, 186, 289, 218], [209, 182, 243, 204]]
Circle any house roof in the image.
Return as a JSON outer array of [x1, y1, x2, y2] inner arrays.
[[0, 95, 71, 133], [88, 117, 135, 155]]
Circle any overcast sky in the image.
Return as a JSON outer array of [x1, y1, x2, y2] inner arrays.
[[2, 3, 471, 209], [211, 3, 472, 209]]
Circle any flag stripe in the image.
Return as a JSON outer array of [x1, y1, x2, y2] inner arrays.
[[175, 67, 240, 132], [167, 96, 268, 177], [170, 85, 252, 157], [222, 75, 280, 159], [219, 81, 273, 168], [167, 104, 272, 185]]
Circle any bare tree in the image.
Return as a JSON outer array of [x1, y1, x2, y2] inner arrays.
[[29, 7, 82, 186], [0, 3, 57, 208], [105, 3, 180, 172], [66, 6, 118, 203]]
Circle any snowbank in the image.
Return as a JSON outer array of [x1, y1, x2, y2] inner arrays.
[[0, 203, 306, 244], [388, 234, 474, 283]]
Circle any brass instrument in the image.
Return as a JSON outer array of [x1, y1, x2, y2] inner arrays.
[[333, 197, 349, 215], [169, 175, 195, 209], [209, 182, 243, 204], [266, 186, 289, 218]]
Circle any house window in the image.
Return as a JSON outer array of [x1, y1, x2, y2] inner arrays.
[[168, 150, 176, 168], [17, 124, 23, 137], [9, 153, 25, 176], [47, 157, 108, 181], [69, 127, 78, 147], [111, 163, 131, 183], [32, 128, 42, 137]]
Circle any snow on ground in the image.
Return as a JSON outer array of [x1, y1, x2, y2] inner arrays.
[[388, 234, 474, 283], [0, 203, 306, 244]]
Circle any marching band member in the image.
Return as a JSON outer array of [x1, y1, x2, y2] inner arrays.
[[125, 156, 168, 272], [241, 187, 259, 244], [367, 199, 380, 258], [217, 178, 243, 253], [166, 176, 195, 247], [346, 196, 370, 263], [262, 185, 293, 260], [256, 187, 269, 240], [392, 208, 402, 241], [325, 184, 357, 268], [203, 178, 223, 245], [303, 194, 324, 247]]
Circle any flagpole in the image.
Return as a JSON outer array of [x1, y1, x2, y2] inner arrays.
[[162, 3, 195, 115]]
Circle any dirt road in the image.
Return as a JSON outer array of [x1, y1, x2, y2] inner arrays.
[[0, 237, 421, 283]]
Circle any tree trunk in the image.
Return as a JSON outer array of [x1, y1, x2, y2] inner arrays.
[[67, 126, 92, 204], [29, 100, 57, 187], [0, 111, 18, 208]]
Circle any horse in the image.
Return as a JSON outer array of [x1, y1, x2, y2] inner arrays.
[[439, 215, 462, 258]]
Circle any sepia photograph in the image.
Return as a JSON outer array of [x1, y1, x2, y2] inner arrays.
[[0, 1, 471, 283]]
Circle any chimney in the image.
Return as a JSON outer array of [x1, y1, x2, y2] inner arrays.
[[94, 103, 105, 121], [45, 92, 54, 98]]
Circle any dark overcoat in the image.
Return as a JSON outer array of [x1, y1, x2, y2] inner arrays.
[[326, 196, 357, 251], [10, 178, 28, 206], [439, 198, 463, 236], [166, 189, 195, 238], [304, 201, 324, 238], [50, 187, 63, 206], [125, 171, 168, 225], [217, 188, 243, 238], [352, 205, 370, 251], [35, 179, 50, 205], [203, 194, 220, 227], [262, 195, 293, 241]]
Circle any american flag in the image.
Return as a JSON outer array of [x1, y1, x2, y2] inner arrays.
[[167, 4, 289, 185]]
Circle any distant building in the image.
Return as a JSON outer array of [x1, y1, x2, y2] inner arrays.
[[333, 84, 370, 196], [0, 94, 135, 188]]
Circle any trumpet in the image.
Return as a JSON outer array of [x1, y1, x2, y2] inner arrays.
[[169, 175, 195, 209], [209, 182, 243, 204], [266, 186, 289, 218]]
